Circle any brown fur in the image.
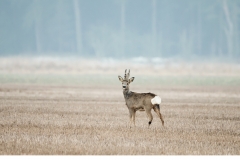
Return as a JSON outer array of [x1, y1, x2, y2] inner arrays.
[[118, 70, 164, 127]]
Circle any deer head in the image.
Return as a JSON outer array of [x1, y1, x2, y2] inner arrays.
[[118, 69, 135, 90]]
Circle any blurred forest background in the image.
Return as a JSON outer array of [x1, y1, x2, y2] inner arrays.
[[0, 0, 240, 61]]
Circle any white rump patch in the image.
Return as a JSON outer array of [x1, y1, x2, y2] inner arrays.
[[151, 96, 161, 105]]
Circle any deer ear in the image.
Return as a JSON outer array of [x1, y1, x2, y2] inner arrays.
[[129, 77, 135, 83], [118, 76, 124, 82]]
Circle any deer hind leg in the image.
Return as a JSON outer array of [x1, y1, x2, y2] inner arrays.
[[145, 109, 153, 127], [153, 104, 164, 126]]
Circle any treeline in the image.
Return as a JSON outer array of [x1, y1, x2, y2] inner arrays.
[[0, 0, 240, 58]]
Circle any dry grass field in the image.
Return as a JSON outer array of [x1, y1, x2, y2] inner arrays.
[[0, 57, 240, 155]]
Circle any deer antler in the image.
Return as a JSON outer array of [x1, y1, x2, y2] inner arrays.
[[124, 69, 127, 79], [124, 69, 131, 80], [128, 69, 130, 79]]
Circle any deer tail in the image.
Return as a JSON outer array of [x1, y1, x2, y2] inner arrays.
[[151, 96, 161, 105]]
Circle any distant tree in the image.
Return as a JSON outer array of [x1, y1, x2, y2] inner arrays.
[[23, 0, 43, 53], [152, 0, 157, 56], [222, 0, 234, 56], [73, 0, 82, 55], [53, 0, 75, 53], [222, 0, 240, 57], [114, 0, 127, 56], [121, 0, 126, 56]]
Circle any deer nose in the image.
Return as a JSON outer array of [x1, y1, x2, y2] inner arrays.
[[123, 86, 126, 88]]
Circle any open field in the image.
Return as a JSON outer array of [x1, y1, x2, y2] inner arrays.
[[0, 57, 240, 155], [0, 83, 240, 155]]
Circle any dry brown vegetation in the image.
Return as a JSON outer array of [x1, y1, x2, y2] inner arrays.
[[0, 84, 239, 155], [0, 57, 240, 155]]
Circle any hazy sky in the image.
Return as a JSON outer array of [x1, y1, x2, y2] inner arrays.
[[0, 0, 239, 59]]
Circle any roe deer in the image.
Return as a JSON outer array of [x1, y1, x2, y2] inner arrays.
[[118, 69, 164, 127]]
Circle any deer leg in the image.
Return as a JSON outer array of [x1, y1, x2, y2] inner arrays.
[[153, 104, 164, 126], [128, 109, 135, 128], [146, 109, 153, 127], [128, 110, 132, 128], [132, 111, 136, 127]]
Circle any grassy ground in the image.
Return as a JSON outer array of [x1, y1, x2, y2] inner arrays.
[[0, 83, 239, 155], [0, 57, 239, 155]]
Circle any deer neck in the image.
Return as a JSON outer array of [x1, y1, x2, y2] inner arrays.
[[123, 88, 132, 100]]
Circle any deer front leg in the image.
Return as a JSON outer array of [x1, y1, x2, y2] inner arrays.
[[128, 109, 135, 128], [132, 110, 136, 127]]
